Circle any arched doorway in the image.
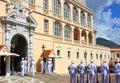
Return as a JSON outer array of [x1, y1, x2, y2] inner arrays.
[[10, 34, 28, 72]]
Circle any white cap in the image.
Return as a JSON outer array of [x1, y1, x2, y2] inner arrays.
[[71, 60, 74, 64], [103, 59, 106, 63], [22, 57, 24, 60], [25, 57, 27, 60], [116, 58, 119, 63], [90, 59, 93, 63], [80, 60, 83, 63]]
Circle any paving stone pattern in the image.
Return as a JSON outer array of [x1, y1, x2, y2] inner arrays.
[[0, 73, 118, 83], [0, 76, 45, 83]]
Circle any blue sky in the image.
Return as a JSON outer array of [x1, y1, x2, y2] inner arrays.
[[86, 0, 120, 44]]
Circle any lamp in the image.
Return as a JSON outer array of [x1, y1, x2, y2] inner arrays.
[[41, 44, 48, 74], [41, 44, 45, 58]]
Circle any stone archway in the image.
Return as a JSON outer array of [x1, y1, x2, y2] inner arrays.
[[10, 34, 28, 72], [1, 1, 37, 76]]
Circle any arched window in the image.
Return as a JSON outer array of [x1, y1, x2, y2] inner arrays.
[[74, 28, 80, 40], [54, 21, 61, 36], [43, 0, 48, 9], [80, 11, 85, 25], [64, 3, 69, 18], [88, 32, 93, 43], [73, 7, 77, 22], [54, 0, 60, 14], [81, 30, 87, 43], [64, 25, 71, 38], [87, 15, 91, 27]]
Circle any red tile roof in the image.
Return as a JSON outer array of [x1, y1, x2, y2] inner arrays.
[[41, 50, 54, 58], [0, 45, 5, 50], [0, 45, 10, 53]]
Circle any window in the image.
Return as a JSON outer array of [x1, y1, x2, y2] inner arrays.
[[104, 55, 106, 59], [96, 54, 98, 59], [64, 3, 69, 18], [44, 19, 49, 30], [54, 21, 61, 36], [43, 0, 48, 9], [64, 25, 71, 38], [57, 50, 60, 56], [28, 0, 33, 4], [80, 11, 85, 24], [108, 55, 110, 58], [54, 0, 60, 14], [87, 15, 91, 27], [73, 8, 77, 22], [90, 53, 93, 59], [76, 52, 79, 58], [68, 51, 71, 58], [117, 54, 119, 58]]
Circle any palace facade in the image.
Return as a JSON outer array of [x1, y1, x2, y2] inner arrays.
[[0, 0, 110, 76]]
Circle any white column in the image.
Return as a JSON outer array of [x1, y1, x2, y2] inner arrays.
[[85, 12, 88, 26], [86, 31, 89, 46], [61, 0, 64, 16], [28, 29, 34, 73], [92, 32, 95, 45], [71, 26, 74, 44], [5, 25, 10, 47], [79, 29, 82, 45], [62, 23, 65, 42], [6, 56, 10, 76], [29, 29, 34, 61], [69, 4, 73, 21], [77, 9, 80, 23], [79, 10, 81, 25]]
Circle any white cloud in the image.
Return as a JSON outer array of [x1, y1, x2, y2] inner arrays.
[[105, 0, 114, 6], [115, 0, 120, 4], [112, 18, 120, 26], [86, 0, 108, 12], [94, 0, 120, 44]]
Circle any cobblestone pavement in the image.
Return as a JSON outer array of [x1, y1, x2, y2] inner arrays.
[[0, 73, 119, 83], [33, 73, 117, 83], [0, 75, 45, 83]]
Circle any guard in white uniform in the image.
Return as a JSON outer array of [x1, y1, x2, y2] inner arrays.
[[20, 58, 25, 76], [77, 60, 85, 83], [87, 59, 97, 83], [113, 58, 120, 83], [48, 59, 52, 74], [68, 60, 77, 83], [24, 57, 29, 75], [100, 59, 109, 83], [41, 59, 45, 74], [30, 59, 35, 76]]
